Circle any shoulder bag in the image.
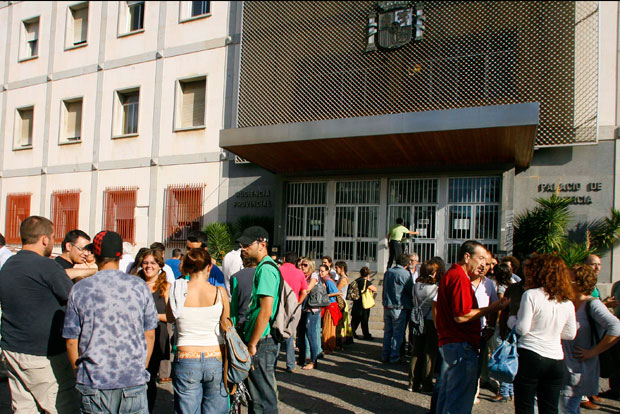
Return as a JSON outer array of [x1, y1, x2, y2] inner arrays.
[[361, 279, 375, 309], [487, 326, 519, 383]]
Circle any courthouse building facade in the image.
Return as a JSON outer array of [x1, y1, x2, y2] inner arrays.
[[220, 1, 620, 287]]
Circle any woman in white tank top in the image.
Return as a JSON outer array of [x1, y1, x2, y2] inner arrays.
[[166, 248, 229, 414]]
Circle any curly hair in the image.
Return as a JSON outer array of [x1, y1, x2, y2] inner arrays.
[[525, 254, 573, 302], [137, 249, 168, 297], [494, 263, 512, 287], [570, 264, 598, 296]]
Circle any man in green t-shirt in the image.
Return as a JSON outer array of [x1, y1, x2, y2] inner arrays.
[[235, 226, 280, 413], [386, 218, 418, 270]]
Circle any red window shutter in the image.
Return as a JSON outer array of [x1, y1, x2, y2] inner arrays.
[[164, 184, 205, 247], [103, 187, 137, 243], [5, 193, 31, 245], [51, 190, 81, 245]]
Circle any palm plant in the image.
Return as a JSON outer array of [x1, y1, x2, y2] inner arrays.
[[204, 222, 233, 265], [513, 194, 620, 267]]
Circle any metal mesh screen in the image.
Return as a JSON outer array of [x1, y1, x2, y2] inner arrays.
[[238, 1, 598, 146]]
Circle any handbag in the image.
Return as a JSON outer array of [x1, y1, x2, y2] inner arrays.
[[585, 298, 620, 378], [336, 294, 346, 312], [361, 280, 375, 309], [221, 318, 252, 395], [487, 327, 519, 383]]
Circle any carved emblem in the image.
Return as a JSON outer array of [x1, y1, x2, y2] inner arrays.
[[366, 1, 424, 52]]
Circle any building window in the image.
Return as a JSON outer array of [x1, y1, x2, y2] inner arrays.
[[103, 187, 137, 243], [51, 190, 80, 245], [60, 98, 82, 143], [14, 107, 34, 149], [20, 18, 39, 60], [284, 182, 327, 260], [5, 193, 31, 245], [119, 1, 144, 35], [164, 184, 205, 247], [180, 1, 211, 21], [175, 77, 206, 130], [113, 89, 139, 137], [66, 2, 88, 48]]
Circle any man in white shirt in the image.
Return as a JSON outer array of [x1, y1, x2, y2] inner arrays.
[[119, 242, 134, 274], [0, 233, 14, 270], [222, 248, 243, 295]]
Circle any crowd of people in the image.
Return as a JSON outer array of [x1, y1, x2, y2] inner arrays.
[[381, 240, 620, 414], [1, 214, 620, 414]]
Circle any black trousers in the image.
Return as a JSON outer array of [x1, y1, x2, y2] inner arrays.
[[514, 348, 566, 414], [387, 240, 402, 269], [351, 302, 371, 338]]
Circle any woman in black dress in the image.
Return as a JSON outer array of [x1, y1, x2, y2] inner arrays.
[[137, 248, 170, 413]]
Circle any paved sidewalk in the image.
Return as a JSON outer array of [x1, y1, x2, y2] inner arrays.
[[2, 338, 620, 413]]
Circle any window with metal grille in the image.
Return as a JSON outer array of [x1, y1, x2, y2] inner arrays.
[[164, 184, 205, 247], [103, 187, 137, 243], [51, 190, 80, 245], [285, 182, 327, 260], [446, 177, 501, 263], [5, 193, 31, 245], [388, 178, 439, 263]]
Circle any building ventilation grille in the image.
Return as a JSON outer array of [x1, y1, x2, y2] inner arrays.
[[238, 1, 599, 146]]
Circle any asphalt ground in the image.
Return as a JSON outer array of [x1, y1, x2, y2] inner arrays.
[[2, 335, 620, 413]]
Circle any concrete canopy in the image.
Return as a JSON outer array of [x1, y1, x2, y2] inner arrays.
[[220, 103, 539, 175]]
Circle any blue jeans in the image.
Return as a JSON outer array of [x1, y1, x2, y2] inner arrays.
[[247, 337, 279, 414], [382, 308, 408, 362], [301, 311, 321, 363], [500, 381, 514, 398], [172, 354, 227, 414], [284, 336, 295, 370], [76, 383, 148, 414], [436, 342, 479, 414], [559, 394, 581, 414]]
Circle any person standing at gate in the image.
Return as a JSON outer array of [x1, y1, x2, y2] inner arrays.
[[386, 218, 418, 270]]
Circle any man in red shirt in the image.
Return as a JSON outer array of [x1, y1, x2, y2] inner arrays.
[[435, 240, 508, 414], [278, 251, 308, 372]]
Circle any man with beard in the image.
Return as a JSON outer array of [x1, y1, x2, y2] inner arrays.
[[0, 216, 79, 413], [434, 240, 508, 414]]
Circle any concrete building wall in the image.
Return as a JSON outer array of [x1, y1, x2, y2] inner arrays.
[[0, 1, 238, 256]]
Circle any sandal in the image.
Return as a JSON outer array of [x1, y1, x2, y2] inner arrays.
[[302, 362, 315, 370]]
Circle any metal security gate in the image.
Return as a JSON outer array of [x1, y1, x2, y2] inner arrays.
[[333, 181, 379, 268], [388, 179, 438, 263], [445, 177, 501, 263], [284, 182, 327, 260]]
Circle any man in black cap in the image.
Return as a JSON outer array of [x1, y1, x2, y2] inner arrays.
[[234, 226, 280, 413], [63, 231, 158, 413]]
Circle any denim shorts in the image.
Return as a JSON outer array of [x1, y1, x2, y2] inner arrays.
[[172, 354, 228, 414]]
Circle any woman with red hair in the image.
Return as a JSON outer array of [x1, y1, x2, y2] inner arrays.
[[513, 254, 577, 414]]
